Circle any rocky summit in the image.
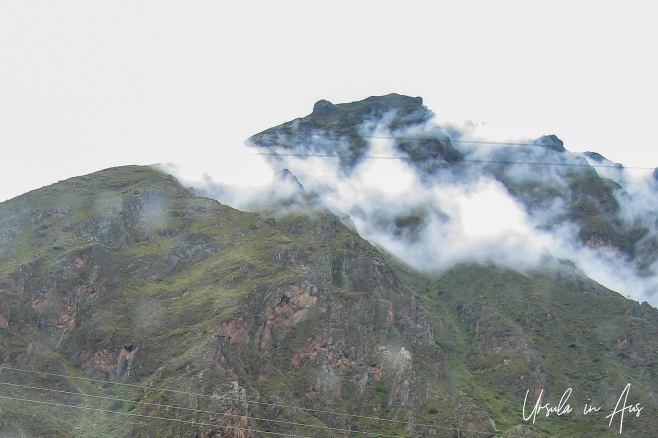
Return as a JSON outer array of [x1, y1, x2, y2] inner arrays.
[[248, 94, 658, 280], [248, 93, 461, 171], [1, 96, 658, 437]]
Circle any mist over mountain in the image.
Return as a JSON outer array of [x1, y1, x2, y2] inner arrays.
[[189, 93, 658, 306], [1, 96, 658, 437]]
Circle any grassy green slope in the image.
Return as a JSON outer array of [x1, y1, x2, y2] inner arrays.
[[0, 166, 305, 436], [403, 262, 658, 437], [0, 166, 656, 437]]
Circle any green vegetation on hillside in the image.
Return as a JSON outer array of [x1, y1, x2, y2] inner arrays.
[[0, 165, 656, 437]]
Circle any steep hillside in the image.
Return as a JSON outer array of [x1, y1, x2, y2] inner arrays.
[[1, 165, 656, 437], [0, 166, 463, 436]]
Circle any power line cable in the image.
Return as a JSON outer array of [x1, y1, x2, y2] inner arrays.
[[0, 381, 391, 438], [256, 133, 629, 153], [1, 365, 509, 436], [0, 381, 235, 425], [256, 134, 564, 148], [253, 151, 649, 170], [0, 365, 446, 428], [363, 135, 560, 148], [0, 393, 311, 438], [252, 135, 651, 169], [0, 365, 233, 402], [0, 385, 509, 438]]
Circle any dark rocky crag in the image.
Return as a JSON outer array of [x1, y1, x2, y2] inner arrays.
[[249, 93, 463, 173]]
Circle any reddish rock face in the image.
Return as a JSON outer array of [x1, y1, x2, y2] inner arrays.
[[2, 165, 657, 438]]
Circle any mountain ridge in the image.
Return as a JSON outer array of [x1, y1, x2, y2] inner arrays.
[[0, 164, 656, 436], [244, 94, 658, 303], [2, 92, 658, 436]]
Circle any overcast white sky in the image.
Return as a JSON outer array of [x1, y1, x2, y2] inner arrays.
[[1, 1, 657, 203]]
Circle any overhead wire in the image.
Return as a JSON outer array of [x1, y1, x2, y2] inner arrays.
[[0, 394, 312, 438], [256, 133, 567, 148], [0, 387, 509, 437], [1, 365, 510, 436], [0, 364, 233, 402], [254, 151, 646, 169], [0, 381, 384, 438], [0, 365, 452, 429], [251, 135, 654, 170], [363, 135, 564, 147]]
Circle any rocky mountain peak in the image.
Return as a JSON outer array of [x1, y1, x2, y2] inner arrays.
[[534, 134, 566, 152], [311, 99, 336, 116], [248, 93, 460, 172]]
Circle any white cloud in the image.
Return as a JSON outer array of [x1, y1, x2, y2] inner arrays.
[[170, 115, 658, 306]]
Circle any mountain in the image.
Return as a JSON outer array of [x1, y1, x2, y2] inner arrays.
[[249, 94, 463, 173], [246, 94, 658, 302], [0, 96, 657, 437]]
